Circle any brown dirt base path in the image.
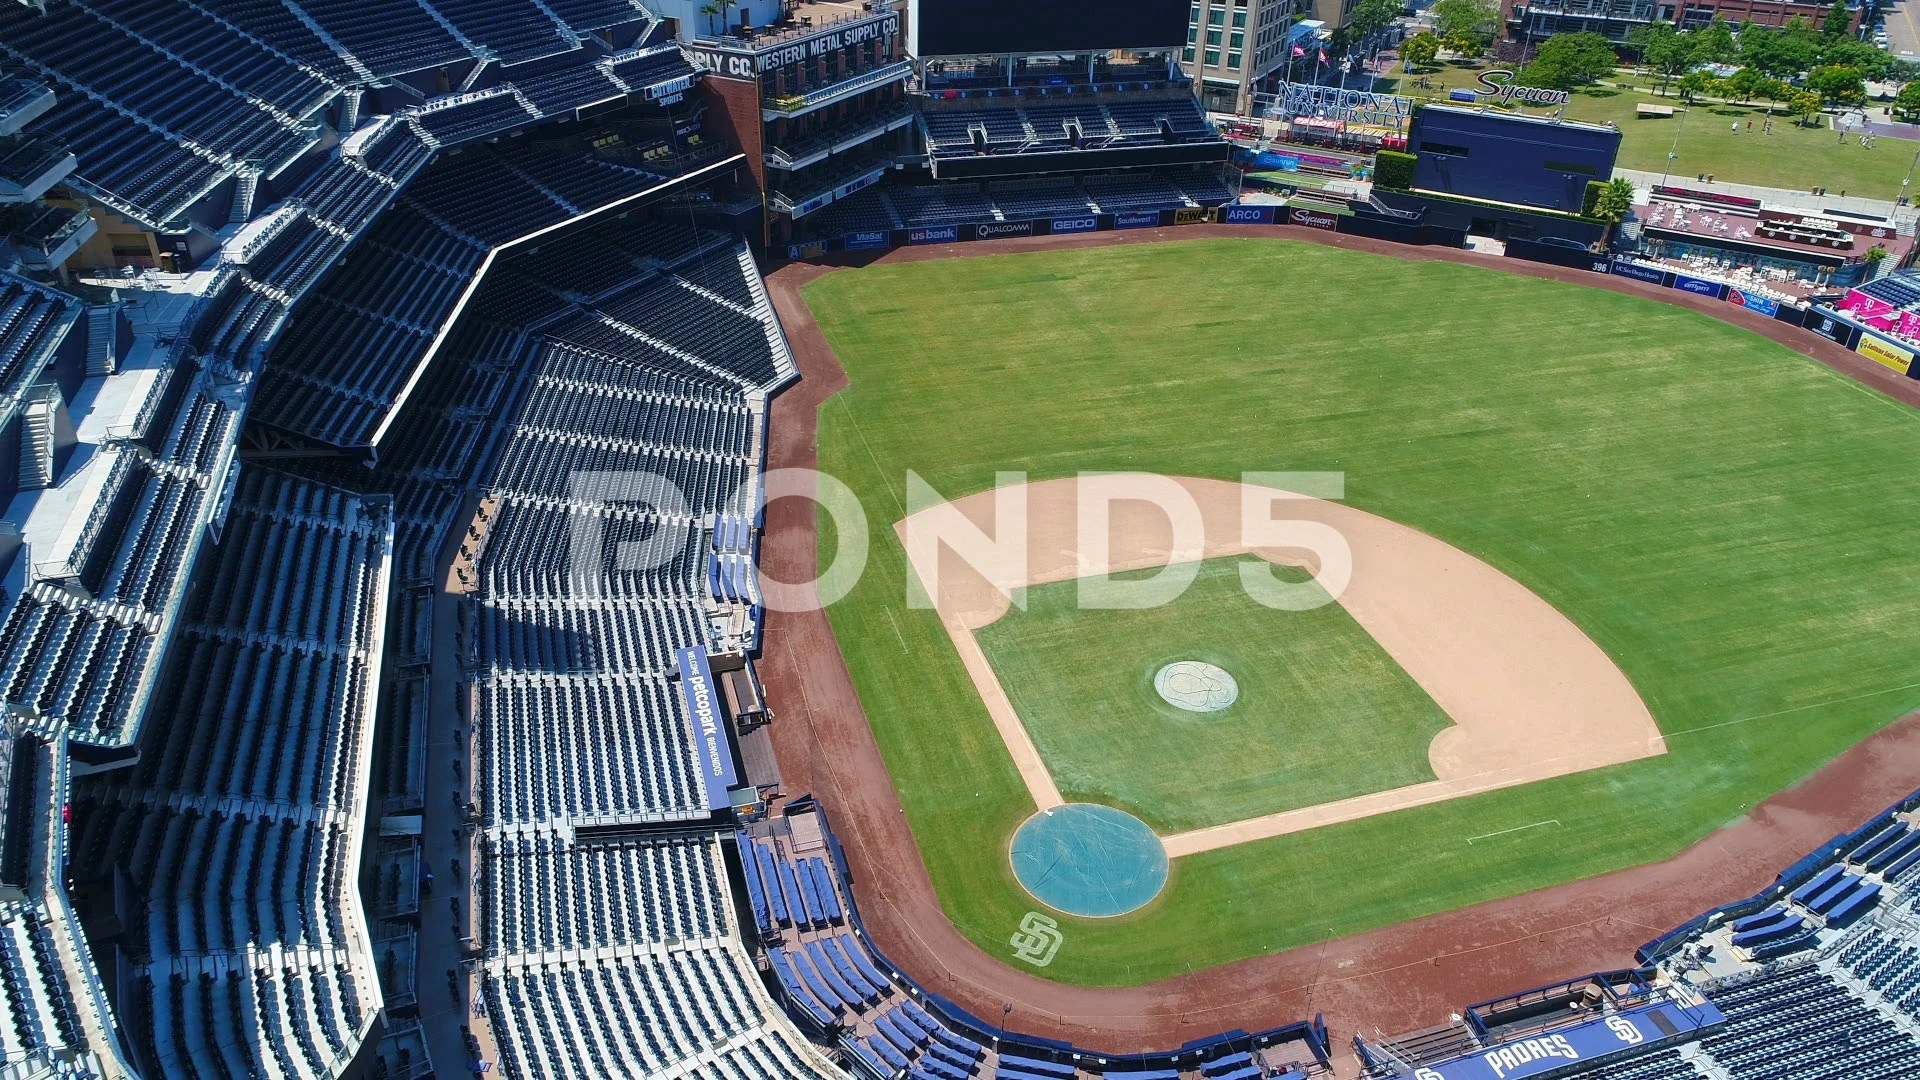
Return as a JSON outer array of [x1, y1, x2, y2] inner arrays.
[[753, 225, 1920, 1068]]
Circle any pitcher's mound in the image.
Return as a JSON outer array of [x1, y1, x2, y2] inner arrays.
[[1010, 804, 1169, 917], [1155, 661, 1239, 713]]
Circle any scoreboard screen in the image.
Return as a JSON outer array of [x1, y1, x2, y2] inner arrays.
[[913, 0, 1187, 57]]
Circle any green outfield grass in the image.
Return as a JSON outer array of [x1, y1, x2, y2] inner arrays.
[[976, 558, 1449, 834], [803, 237, 1920, 986]]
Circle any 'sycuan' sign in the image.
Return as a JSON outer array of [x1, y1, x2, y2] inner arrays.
[[1474, 69, 1570, 107], [1289, 207, 1339, 231]]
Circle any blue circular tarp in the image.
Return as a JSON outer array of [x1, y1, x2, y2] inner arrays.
[[1009, 803, 1168, 918]]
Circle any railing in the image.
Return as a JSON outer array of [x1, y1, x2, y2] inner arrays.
[[764, 100, 913, 168], [764, 60, 914, 115], [701, 3, 893, 50], [769, 154, 888, 214]]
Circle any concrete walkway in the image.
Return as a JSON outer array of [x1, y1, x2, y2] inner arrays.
[[414, 494, 499, 1080]]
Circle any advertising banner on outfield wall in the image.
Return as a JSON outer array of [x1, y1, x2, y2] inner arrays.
[[1725, 288, 1780, 318], [1174, 207, 1209, 225], [1806, 307, 1865, 350], [1289, 207, 1341, 231], [1856, 332, 1916, 375], [844, 230, 890, 250], [908, 225, 960, 245], [1506, 239, 1608, 272], [1392, 1000, 1726, 1080], [972, 221, 1033, 241], [1609, 260, 1671, 286], [1115, 210, 1162, 230], [1219, 204, 1277, 225], [1672, 273, 1728, 300], [1048, 215, 1100, 234]]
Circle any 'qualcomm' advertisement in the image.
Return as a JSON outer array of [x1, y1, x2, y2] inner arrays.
[[973, 221, 1034, 240]]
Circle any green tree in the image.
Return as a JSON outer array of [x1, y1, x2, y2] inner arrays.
[[1593, 176, 1638, 242], [1432, 0, 1500, 46], [1676, 69, 1720, 102], [1346, 0, 1404, 45], [1821, 0, 1853, 37], [1690, 15, 1738, 66], [1897, 80, 1920, 121], [1806, 62, 1867, 105], [1738, 22, 1819, 78], [1442, 28, 1485, 58], [700, 0, 721, 34], [1517, 32, 1619, 90], [1630, 22, 1694, 95], [1402, 30, 1440, 68], [1723, 65, 1766, 103], [1791, 88, 1825, 124]]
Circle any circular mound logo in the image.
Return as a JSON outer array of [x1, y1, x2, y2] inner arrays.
[[1154, 661, 1239, 713]]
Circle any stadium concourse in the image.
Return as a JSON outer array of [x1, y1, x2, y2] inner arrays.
[[0, 1, 1916, 1080]]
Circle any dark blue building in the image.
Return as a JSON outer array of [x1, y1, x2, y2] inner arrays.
[[1407, 104, 1621, 214]]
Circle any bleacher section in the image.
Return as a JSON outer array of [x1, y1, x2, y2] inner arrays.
[[381, 211, 827, 1079], [0, 1, 678, 230], [0, 731, 130, 1078], [802, 170, 1220, 238], [66, 466, 392, 1080], [251, 142, 684, 450], [920, 94, 1218, 160], [0, 270, 82, 427], [0, 354, 241, 745], [1359, 793, 1920, 1080]]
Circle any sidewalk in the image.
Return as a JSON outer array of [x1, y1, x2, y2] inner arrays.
[[1615, 167, 1920, 229]]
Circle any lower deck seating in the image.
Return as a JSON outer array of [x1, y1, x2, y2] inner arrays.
[[68, 466, 392, 1080]]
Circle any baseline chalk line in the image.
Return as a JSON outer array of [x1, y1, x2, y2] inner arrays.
[[1466, 819, 1562, 845]]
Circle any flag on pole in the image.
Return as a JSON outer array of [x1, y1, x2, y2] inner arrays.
[[1292, 44, 1305, 56]]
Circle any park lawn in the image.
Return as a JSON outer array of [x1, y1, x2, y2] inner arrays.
[[974, 558, 1451, 835], [1371, 62, 1920, 195], [804, 237, 1920, 986]]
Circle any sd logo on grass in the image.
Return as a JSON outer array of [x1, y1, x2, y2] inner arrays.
[[1010, 912, 1063, 967]]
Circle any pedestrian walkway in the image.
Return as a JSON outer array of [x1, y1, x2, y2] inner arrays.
[[1616, 167, 1920, 229], [412, 494, 499, 1080]]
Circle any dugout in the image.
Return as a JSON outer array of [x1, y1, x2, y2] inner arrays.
[[1406, 104, 1621, 217]]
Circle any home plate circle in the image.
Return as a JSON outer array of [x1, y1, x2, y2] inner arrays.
[[1155, 661, 1238, 713], [1010, 804, 1169, 917]]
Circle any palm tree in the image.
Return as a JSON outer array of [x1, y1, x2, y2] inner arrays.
[[1594, 176, 1637, 247], [700, 1, 721, 35]]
